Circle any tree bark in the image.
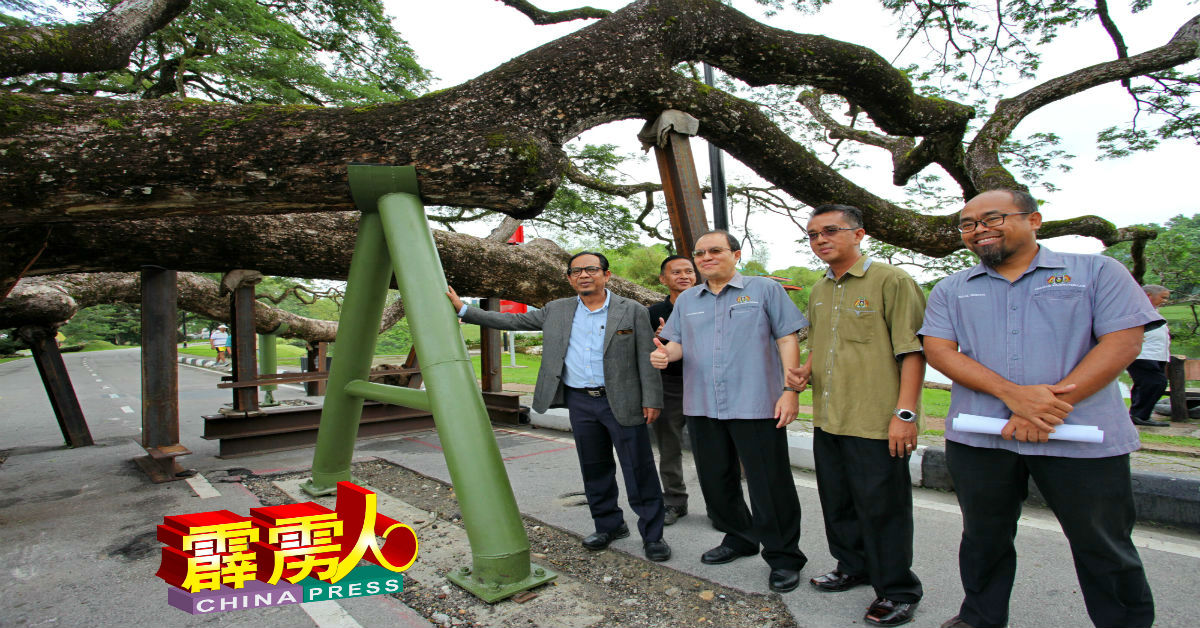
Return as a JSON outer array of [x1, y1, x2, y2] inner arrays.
[[0, 0, 192, 78], [2, 0, 1195, 295], [0, 216, 663, 333]]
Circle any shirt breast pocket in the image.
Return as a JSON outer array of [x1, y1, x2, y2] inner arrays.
[[729, 303, 763, 323], [841, 310, 876, 343]]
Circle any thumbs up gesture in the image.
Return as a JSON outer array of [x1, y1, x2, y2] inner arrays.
[[650, 337, 671, 370]]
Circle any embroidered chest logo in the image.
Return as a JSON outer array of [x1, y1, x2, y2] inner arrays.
[[1046, 274, 1072, 285], [736, 296, 751, 304], [854, 298, 869, 308]]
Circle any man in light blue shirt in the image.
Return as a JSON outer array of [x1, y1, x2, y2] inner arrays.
[[448, 251, 669, 562], [651, 230, 808, 593], [922, 189, 1159, 628]]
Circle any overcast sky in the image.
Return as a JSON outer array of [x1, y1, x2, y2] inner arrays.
[[396, 0, 1198, 270]]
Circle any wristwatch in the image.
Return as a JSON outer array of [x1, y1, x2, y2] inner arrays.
[[783, 386, 799, 393], [894, 408, 917, 423]]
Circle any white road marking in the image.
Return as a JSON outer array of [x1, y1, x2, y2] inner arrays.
[[301, 601, 364, 628], [106, 393, 119, 398], [120, 405, 134, 414], [101, 385, 111, 390], [95, 379, 102, 382], [185, 474, 222, 499]]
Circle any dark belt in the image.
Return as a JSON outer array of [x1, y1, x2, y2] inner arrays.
[[568, 386, 606, 398]]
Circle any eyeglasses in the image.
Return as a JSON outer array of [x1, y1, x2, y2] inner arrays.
[[957, 212, 1032, 233], [803, 226, 857, 240], [692, 246, 734, 257], [567, 266, 604, 277]]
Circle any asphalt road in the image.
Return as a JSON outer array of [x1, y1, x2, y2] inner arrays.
[[3, 348, 1200, 627]]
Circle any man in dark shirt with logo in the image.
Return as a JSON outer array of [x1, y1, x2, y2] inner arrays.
[[647, 255, 699, 525]]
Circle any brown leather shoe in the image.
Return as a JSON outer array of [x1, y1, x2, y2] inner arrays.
[[939, 615, 979, 628]]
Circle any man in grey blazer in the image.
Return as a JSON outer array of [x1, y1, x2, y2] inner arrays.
[[447, 251, 670, 561]]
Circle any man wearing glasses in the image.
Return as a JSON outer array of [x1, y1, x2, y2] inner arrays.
[[447, 251, 670, 562], [650, 230, 808, 593], [787, 204, 926, 626], [921, 189, 1159, 628]]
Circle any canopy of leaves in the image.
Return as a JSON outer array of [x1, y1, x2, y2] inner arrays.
[[2, 0, 430, 104]]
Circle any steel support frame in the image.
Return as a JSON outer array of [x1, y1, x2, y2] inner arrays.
[[229, 280, 260, 412], [301, 164, 554, 602], [18, 325, 93, 448], [135, 266, 193, 482]]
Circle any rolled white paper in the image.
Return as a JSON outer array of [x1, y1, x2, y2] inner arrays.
[[953, 414, 1104, 444]]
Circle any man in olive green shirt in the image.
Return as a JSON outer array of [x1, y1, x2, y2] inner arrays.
[[787, 204, 926, 627]]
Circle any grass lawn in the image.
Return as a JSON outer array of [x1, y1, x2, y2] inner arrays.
[[468, 352, 542, 386]]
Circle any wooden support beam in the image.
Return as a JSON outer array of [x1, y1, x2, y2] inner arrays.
[[480, 298, 503, 392]]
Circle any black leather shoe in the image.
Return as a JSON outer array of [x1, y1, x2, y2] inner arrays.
[[700, 545, 757, 565], [768, 569, 801, 593], [663, 505, 687, 526], [644, 540, 672, 562], [810, 569, 870, 592], [865, 598, 919, 627], [582, 523, 629, 550], [1132, 416, 1169, 427]]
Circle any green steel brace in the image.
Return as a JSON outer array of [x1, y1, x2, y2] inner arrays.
[[301, 165, 555, 602], [258, 322, 287, 407]]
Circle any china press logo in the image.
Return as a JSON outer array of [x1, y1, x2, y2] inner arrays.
[[156, 481, 418, 614]]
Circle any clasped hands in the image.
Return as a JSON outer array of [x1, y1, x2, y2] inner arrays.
[[1000, 383, 1077, 442]]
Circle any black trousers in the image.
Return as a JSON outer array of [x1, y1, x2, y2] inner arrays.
[[813, 428, 922, 603], [565, 388, 665, 543], [1127, 359, 1168, 421], [946, 441, 1154, 628], [652, 375, 688, 508], [687, 415, 806, 571]]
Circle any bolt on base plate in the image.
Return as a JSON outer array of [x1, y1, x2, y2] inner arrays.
[[445, 563, 557, 604]]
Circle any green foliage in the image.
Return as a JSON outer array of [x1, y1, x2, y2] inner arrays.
[[61, 304, 141, 344], [602, 243, 673, 294], [771, 265, 826, 313], [1104, 213, 1200, 298], [0, 331, 22, 354], [374, 318, 411, 355], [5, 0, 430, 105]]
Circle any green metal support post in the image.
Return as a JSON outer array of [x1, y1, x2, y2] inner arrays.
[[257, 323, 286, 407], [302, 165, 554, 602]]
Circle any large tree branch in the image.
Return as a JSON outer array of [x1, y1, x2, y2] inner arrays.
[[0, 0, 192, 78], [0, 0, 1193, 280], [0, 271, 400, 342], [496, 0, 610, 24], [0, 213, 662, 308], [0, 0, 971, 229], [966, 15, 1200, 191]]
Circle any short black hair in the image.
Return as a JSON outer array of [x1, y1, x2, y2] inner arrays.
[[659, 254, 698, 274], [696, 230, 741, 251], [567, 250, 609, 273], [812, 203, 864, 229], [1005, 189, 1039, 214]]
